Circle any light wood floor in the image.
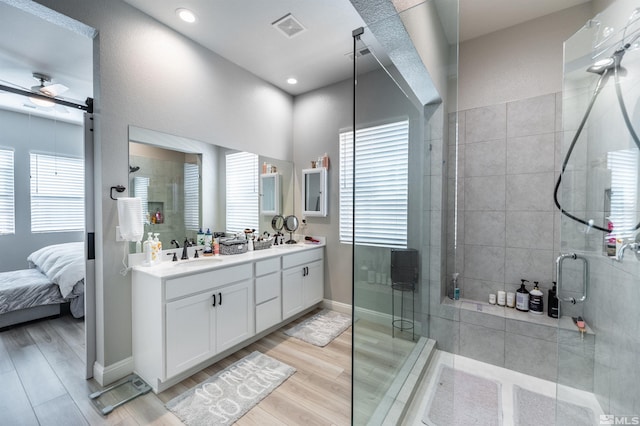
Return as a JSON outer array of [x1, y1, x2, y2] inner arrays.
[[0, 308, 352, 425]]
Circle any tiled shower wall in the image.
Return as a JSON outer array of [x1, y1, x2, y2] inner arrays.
[[447, 92, 562, 305]]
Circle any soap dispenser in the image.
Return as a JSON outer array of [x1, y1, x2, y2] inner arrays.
[[204, 228, 213, 254], [516, 279, 530, 312], [548, 282, 559, 318], [143, 232, 153, 265], [197, 228, 205, 247], [529, 281, 544, 315]]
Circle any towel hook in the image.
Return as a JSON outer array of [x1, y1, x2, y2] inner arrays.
[[110, 185, 125, 200]]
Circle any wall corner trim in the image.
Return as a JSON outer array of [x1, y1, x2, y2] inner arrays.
[[92, 357, 134, 387]]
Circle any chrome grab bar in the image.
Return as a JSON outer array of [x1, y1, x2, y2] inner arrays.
[[556, 253, 589, 304]]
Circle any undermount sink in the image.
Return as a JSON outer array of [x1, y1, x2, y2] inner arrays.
[[172, 256, 224, 266]]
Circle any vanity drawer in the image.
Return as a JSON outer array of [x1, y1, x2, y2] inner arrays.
[[165, 263, 252, 300], [282, 248, 323, 269], [255, 272, 280, 304], [255, 257, 280, 277], [256, 297, 281, 333]]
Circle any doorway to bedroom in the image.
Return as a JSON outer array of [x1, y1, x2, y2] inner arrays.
[[0, 0, 95, 380]]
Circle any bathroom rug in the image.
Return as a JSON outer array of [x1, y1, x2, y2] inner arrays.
[[165, 351, 295, 425], [284, 309, 351, 347], [423, 365, 503, 426], [514, 386, 594, 426]]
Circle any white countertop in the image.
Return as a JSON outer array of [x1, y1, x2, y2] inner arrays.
[[132, 237, 325, 279]]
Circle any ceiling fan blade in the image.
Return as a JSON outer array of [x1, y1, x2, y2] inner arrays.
[[39, 83, 69, 97]]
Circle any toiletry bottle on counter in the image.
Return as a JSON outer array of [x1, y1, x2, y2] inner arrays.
[[516, 279, 530, 312], [529, 282, 544, 315], [143, 232, 153, 265], [152, 233, 161, 264], [548, 282, 559, 318], [204, 228, 213, 254], [197, 228, 205, 247]]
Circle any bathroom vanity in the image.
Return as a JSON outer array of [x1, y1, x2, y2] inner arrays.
[[131, 242, 324, 393]]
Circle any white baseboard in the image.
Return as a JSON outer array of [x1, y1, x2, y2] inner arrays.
[[321, 299, 352, 315], [93, 357, 134, 386]]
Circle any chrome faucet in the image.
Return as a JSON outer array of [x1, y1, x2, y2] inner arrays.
[[616, 238, 640, 262]]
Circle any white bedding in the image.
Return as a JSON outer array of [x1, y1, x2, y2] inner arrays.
[[27, 242, 84, 299]]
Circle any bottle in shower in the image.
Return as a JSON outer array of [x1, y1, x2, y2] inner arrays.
[[529, 281, 544, 315], [548, 282, 559, 318], [448, 273, 459, 300], [516, 279, 530, 312]]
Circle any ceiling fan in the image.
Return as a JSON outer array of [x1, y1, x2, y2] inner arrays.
[[31, 72, 68, 98]]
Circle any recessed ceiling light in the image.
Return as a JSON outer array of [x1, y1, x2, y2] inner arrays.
[[287, 77, 298, 85], [176, 8, 196, 23]]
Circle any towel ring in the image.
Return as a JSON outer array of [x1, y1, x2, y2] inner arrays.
[[110, 185, 125, 200]]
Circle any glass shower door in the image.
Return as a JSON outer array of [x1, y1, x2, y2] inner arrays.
[[557, 0, 640, 422], [350, 18, 428, 425]]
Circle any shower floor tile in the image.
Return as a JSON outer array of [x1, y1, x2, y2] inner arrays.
[[403, 350, 604, 426]]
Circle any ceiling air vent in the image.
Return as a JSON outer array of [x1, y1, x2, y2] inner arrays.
[[272, 13, 307, 38]]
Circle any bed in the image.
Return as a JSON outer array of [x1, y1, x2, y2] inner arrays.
[[0, 242, 85, 328]]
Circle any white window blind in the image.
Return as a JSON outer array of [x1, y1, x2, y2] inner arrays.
[[226, 151, 259, 233], [607, 149, 639, 239], [133, 176, 150, 224], [0, 149, 15, 235], [30, 153, 84, 233], [339, 120, 409, 248], [184, 162, 200, 231]]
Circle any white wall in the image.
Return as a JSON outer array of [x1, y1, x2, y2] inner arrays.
[[458, 3, 592, 111], [0, 109, 84, 272], [36, 0, 293, 373]]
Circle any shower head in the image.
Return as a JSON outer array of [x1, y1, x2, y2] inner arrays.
[[587, 47, 626, 74], [587, 57, 615, 74], [129, 165, 140, 173]]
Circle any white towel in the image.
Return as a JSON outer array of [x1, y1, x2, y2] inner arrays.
[[117, 197, 144, 241]]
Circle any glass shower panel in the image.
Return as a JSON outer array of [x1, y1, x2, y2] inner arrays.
[[558, 0, 640, 422], [350, 16, 429, 425]]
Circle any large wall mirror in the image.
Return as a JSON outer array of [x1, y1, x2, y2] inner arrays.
[[128, 126, 294, 252]]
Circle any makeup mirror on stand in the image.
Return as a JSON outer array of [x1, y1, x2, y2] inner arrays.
[[284, 215, 299, 244]]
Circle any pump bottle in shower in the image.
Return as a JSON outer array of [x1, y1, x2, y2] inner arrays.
[[516, 279, 530, 312]]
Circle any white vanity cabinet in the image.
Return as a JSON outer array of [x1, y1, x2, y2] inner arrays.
[[132, 263, 254, 391], [282, 248, 324, 320], [254, 257, 282, 333], [132, 244, 324, 393]]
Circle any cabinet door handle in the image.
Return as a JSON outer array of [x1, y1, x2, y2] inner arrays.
[[218, 292, 222, 306], [212, 293, 216, 307]]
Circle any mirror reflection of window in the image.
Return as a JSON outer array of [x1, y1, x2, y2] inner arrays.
[[133, 176, 150, 224], [184, 162, 199, 231], [226, 151, 259, 233], [607, 148, 639, 239]]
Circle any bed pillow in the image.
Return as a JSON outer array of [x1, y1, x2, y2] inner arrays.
[[27, 242, 84, 298]]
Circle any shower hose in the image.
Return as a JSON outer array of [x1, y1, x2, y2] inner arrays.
[[554, 45, 640, 234]]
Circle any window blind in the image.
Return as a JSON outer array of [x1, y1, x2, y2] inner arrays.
[[607, 148, 639, 239], [0, 149, 14, 235], [184, 162, 200, 231], [133, 176, 150, 224], [30, 153, 84, 233], [339, 120, 409, 248], [226, 151, 259, 233]]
